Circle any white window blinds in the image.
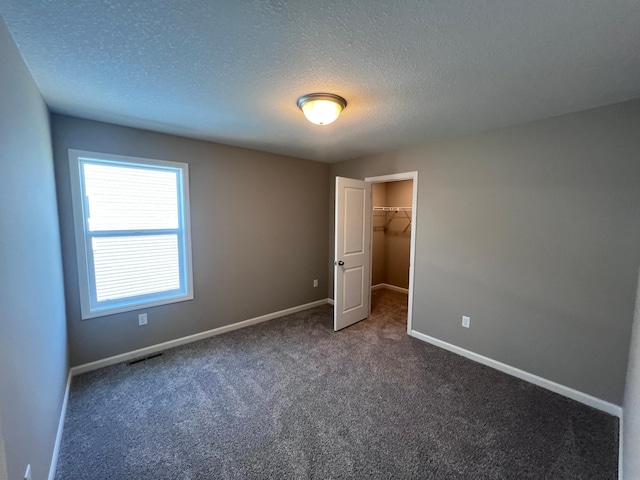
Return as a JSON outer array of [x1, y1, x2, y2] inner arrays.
[[69, 150, 193, 319]]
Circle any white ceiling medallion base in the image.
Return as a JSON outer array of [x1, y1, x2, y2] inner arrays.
[[297, 93, 347, 126]]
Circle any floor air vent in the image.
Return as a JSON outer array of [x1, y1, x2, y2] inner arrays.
[[127, 352, 163, 365]]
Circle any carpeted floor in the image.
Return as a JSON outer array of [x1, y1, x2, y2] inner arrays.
[[55, 289, 618, 479]]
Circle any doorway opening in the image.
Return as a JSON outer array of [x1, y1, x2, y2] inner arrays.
[[333, 172, 417, 333], [366, 172, 418, 334]]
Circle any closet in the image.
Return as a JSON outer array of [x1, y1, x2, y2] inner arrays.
[[371, 180, 413, 294]]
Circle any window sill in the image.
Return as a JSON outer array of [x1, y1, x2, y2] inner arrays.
[[80, 293, 194, 320]]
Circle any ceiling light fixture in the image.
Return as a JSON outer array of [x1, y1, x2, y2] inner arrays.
[[297, 93, 347, 126]]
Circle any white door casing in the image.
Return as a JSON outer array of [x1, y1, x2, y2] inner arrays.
[[334, 177, 372, 331]]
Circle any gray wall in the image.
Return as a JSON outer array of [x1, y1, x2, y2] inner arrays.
[[52, 115, 330, 366], [623, 269, 640, 478], [0, 18, 68, 480], [330, 100, 640, 404]]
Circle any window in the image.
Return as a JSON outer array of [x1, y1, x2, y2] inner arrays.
[[69, 150, 193, 319]]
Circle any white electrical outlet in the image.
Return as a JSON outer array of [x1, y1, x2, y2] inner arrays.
[[138, 313, 148, 326], [462, 316, 470, 328], [313, 279, 318, 288], [24, 464, 32, 480]]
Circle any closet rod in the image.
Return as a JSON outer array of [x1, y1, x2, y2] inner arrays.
[[372, 206, 412, 212]]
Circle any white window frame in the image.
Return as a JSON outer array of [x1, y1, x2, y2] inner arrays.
[[68, 149, 194, 319]]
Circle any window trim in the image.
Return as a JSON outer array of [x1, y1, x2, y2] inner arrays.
[[68, 149, 194, 319]]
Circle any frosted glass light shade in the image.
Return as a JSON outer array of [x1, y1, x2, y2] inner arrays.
[[297, 93, 347, 125]]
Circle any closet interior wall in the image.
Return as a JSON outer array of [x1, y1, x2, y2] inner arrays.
[[372, 180, 413, 290]]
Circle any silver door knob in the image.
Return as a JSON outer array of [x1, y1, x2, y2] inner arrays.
[[335, 260, 345, 266]]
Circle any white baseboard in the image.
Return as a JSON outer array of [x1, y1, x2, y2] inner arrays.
[[71, 298, 331, 376], [48, 370, 72, 480], [409, 329, 622, 417], [371, 283, 409, 294], [327, 298, 335, 305]]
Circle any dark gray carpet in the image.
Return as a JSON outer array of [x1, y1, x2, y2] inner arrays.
[[56, 289, 618, 479]]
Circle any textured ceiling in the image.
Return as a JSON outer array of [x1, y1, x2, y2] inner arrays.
[[1, 1, 639, 162]]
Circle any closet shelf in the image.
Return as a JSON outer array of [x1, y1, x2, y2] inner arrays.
[[373, 206, 412, 212], [373, 206, 412, 233]]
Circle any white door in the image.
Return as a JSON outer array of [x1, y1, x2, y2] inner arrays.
[[334, 177, 371, 331]]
